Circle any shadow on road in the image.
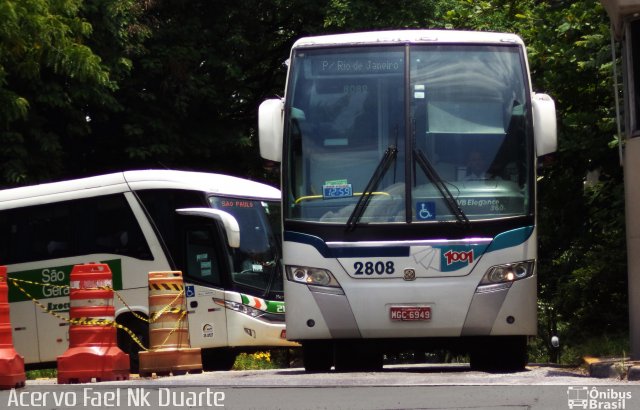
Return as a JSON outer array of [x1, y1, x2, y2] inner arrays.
[[272, 363, 539, 375]]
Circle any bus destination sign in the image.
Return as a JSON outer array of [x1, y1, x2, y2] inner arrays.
[[313, 57, 403, 75]]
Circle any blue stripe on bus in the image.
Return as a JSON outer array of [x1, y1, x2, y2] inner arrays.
[[283, 231, 410, 258], [484, 226, 534, 254]]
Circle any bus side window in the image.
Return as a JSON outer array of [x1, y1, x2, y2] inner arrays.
[[85, 195, 152, 260], [136, 189, 209, 268], [185, 227, 222, 287], [0, 203, 74, 263], [0, 213, 8, 263], [0, 194, 154, 265]]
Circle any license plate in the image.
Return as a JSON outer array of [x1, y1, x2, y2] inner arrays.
[[390, 306, 431, 321]]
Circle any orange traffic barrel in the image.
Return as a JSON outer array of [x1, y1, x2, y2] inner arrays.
[[0, 266, 26, 389], [148, 271, 190, 349], [57, 263, 129, 384], [138, 271, 202, 377]]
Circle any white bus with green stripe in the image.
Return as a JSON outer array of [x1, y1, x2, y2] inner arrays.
[[0, 170, 295, 371], [259, 30, 557, 371]]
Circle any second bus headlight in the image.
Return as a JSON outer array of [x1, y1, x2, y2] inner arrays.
[[222, 300, 265, 319], [286, 266, 341, 288]]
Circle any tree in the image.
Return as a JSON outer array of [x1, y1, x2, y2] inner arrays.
[[89, 0, 329, 179], [324, 0, 437, 31], [0, 0, 117, 185], [528, 1, 627, 360], [63, 0, 150, 177]]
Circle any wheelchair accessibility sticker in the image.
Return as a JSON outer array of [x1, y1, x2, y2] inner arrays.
[[416, 202, 436, 221], [185, 285, 195, 298]]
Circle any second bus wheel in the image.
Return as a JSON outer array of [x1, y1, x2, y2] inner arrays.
[[116, 314, 149, 374], [201, 348, 238, 371]]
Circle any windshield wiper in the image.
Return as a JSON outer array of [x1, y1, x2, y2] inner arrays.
[[413, 148, 470, 226], [346, 145, 398, 231]]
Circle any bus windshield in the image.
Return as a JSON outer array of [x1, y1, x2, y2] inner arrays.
[[285, 44, 532, 225], [209, 196, 283, 295]]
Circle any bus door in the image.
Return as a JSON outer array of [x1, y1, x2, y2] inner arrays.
[[9, 265, 69, 364], [36, 295, 69, 361], [8, 300, 40, 363], [179, 216, 229, 349]]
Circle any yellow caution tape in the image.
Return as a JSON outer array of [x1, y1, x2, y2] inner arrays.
[[149, 288, 186, 323], [8, 276, 187, 323], [7, 277, 190, 352], [9, 277, 70, 289], [157, 310, 189, 349]]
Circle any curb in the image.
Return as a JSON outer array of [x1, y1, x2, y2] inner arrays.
[[585, 357, 640, 381]]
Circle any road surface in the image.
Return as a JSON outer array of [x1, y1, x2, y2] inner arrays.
[[2, 364, 638, 410]]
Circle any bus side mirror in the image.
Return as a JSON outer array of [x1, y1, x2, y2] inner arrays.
[[176, 208, 240, 248], [258, 98, 284, 162], [532, 93, 557, 157]]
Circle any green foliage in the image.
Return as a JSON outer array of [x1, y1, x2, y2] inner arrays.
[[25, 368, 57, 380], [84, 0, 331, 179], [0, 0, 124, 185], [324, 0, 436, 31], [436, 0, 535, 32], [561, 334, 629, 365], [528, 1, 627, 361], [233, 351, 278, 370]]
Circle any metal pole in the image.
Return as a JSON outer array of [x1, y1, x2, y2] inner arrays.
[[625, 137, 640, 360]]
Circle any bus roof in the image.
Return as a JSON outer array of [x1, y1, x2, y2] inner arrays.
[[292, 30, 525, 49], [0, 170, 280, 208]]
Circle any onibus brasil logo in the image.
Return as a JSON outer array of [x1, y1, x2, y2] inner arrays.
[[567, 386, 632, 409]]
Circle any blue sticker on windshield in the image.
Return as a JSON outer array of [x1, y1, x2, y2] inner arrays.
[[416, 202, 436, 220]]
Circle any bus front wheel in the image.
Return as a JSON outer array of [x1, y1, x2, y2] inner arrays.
[[469, 336, 528, 372], [334, 340, 383, 372], [302, 340, 333, 372]]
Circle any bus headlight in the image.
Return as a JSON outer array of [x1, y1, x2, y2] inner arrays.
[[479, 260, 535, 287], [223, 300, 265, 319], [286, 266, 341, 288]]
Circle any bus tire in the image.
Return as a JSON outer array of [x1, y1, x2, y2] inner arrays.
[[334, 340, 383, 372], [469, 336, 527, 372], [201, 348, 238, 371], [116, 313, 149, 374], [302, 340, 333, 372]]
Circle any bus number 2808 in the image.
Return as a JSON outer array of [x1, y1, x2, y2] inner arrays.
[[353, 261, 395, 275]]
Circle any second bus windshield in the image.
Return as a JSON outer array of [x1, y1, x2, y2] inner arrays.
[[286, 44, 532, 225], [209, 197, 282, 294]]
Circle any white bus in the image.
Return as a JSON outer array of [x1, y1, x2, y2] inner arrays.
[[259, 30, 557, 371], [0, 170, 296, 371]]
